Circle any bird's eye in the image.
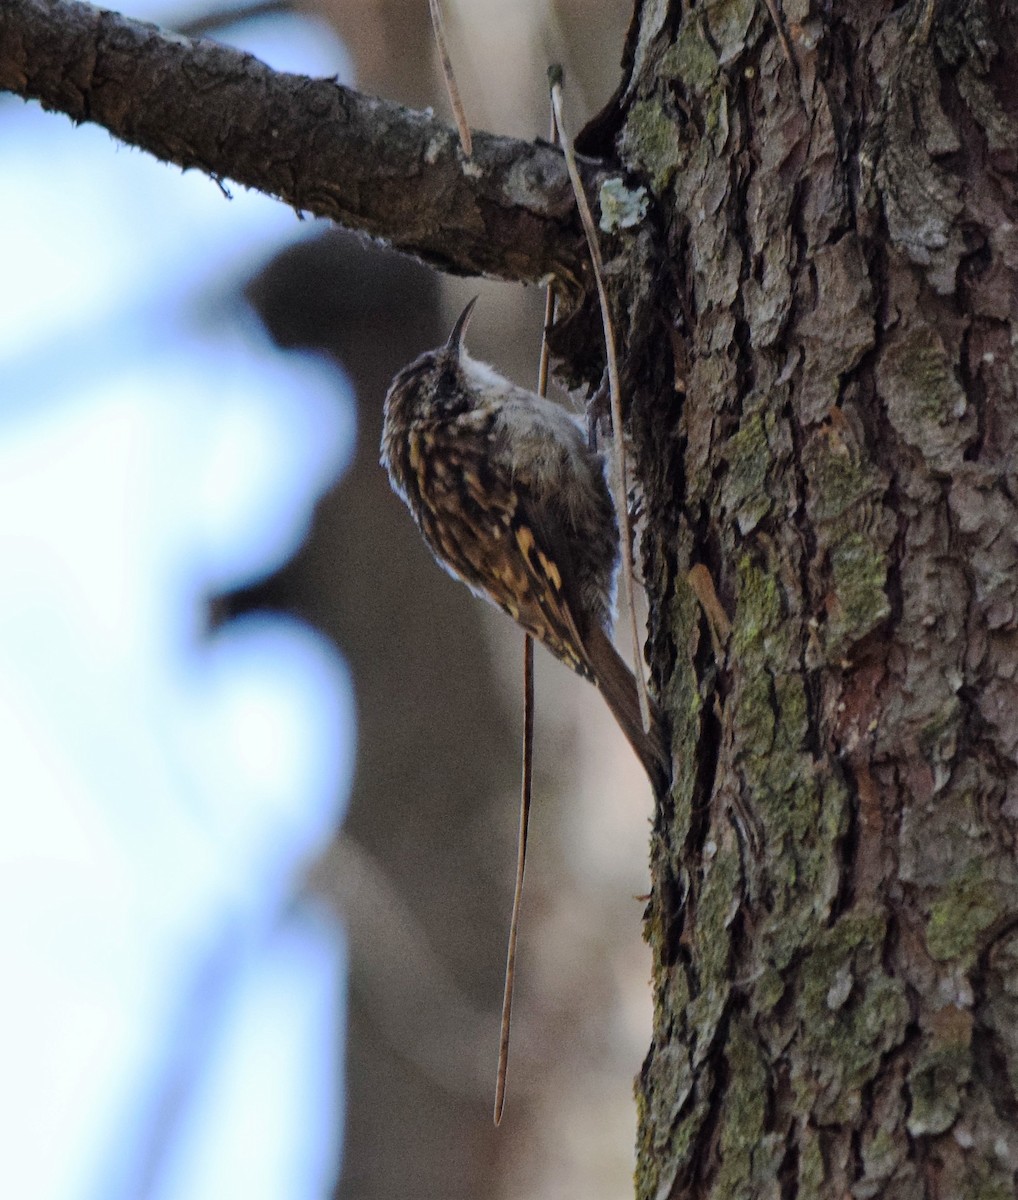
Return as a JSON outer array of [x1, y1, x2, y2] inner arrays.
[[438, 363, 460, 399]]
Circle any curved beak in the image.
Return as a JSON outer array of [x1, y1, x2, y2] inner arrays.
[[446, 296, 478, 356]]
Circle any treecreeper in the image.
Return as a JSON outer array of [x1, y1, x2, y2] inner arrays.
[[380, 298, 669, 792]]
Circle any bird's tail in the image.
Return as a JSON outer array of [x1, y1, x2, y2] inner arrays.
[[585, 625, 670, 794]]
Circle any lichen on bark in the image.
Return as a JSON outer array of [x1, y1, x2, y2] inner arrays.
[[624, 0, 1018, 1196]]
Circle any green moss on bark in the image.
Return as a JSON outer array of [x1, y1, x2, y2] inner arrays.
[[662, 21, 720, 94], [723, 412, 774, 534], [906, 1007, 972, 1136], [714, 1017, 768, 1197], [926, 861, 1008, 962], [826, 532, 891, 656], [621, 98, 681, 193], [795, 913, 909, 1123]]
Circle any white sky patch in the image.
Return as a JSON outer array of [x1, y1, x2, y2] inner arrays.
[[146, 912, 346, 1200], [0, 10, 355, 1200]]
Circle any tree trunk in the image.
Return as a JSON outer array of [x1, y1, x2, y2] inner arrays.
[[4, 0, 1018, 1195], [589, 0, 1018, 1196]]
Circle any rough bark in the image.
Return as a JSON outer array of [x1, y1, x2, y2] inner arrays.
[[5, 0, 1018, 1196], [600, 1, 1018, 1197]]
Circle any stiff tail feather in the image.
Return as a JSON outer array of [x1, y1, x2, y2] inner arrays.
[[585, 625, 670, 793]]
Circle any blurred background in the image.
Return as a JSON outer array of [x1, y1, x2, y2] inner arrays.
[[0, 1, 652, 1197]]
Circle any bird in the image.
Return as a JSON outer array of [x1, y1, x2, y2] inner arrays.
[[380, 297, 669, 791]]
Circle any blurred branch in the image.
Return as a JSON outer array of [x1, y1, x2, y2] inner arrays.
[[309, 835, 493, 1096], [177, 0, 289, 40], [0, 0, 594, 290]]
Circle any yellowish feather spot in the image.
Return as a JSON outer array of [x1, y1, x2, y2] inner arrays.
[[515, 526, 537, 567], [537, 551, 562, 591], [463, 468, 485, 501]]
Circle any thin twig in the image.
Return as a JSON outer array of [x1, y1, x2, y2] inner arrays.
[[494, 184, 558, 1127], [549, 70, 652, 733], [687, 563, 732, 663], [537, 284, 555, 397], [494, 632, 534, 1125], [429, 0, 472, 157], [177, 0, 289, 39], [760, 0, 798, 77]]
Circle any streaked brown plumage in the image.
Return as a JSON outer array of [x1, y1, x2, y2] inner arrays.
[[380, 299, 669, 791]]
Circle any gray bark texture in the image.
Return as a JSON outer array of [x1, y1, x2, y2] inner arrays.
[[611, 1, 1018, 1197], [5, 0, 1018, 1196]]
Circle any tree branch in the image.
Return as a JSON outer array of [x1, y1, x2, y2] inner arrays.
[[0, 0, 593, 289]]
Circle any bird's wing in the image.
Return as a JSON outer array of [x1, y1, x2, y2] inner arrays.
[[409, 422, 593, 680]]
